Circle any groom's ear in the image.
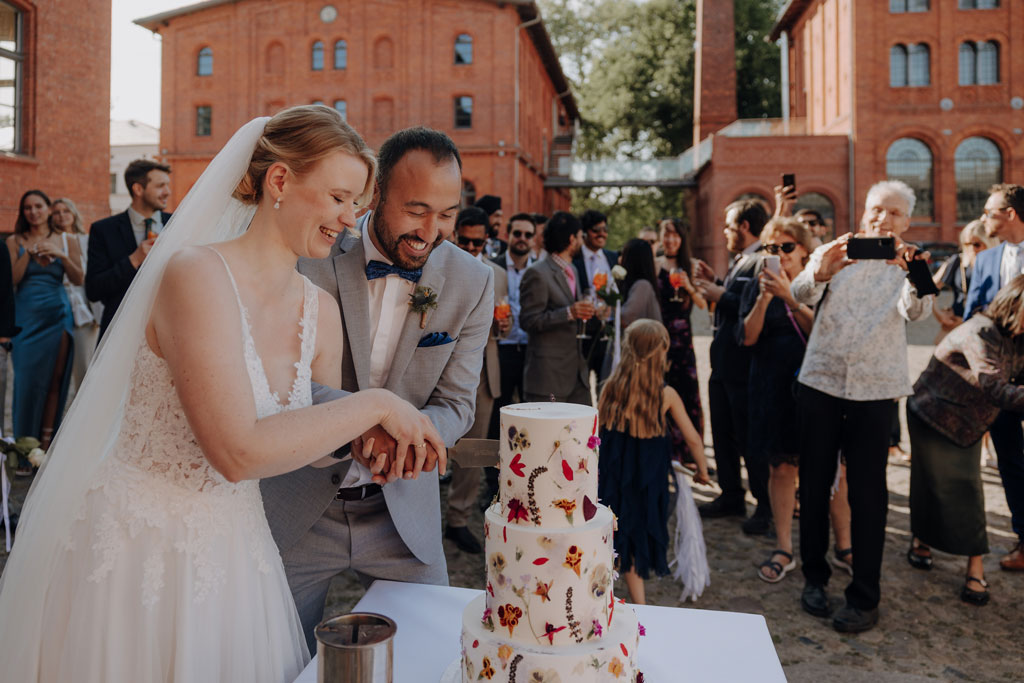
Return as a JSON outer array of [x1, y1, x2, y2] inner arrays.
[[368, 182, 381, 212]]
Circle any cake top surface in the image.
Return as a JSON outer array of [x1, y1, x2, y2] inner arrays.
[[501, 402, 597, 421]]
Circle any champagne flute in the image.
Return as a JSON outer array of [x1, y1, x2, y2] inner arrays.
[[576, 288, 593, 339], [669, 268, 685, 302]]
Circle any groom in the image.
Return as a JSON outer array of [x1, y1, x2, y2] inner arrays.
[[261, 127, 494, 650]]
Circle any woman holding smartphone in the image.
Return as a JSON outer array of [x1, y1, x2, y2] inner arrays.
[[739, 218, 816, 582]]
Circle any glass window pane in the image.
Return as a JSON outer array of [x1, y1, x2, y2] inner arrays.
[[955, 137, 1001, 221], [890, 45, 908, 87], [0, 2, 17, 52], [312, 41, 324, 71], [958, 0, 975, 7], [334, 40, 347, 69], [197, 47, 212, 76], [455, 34, 472, 65], [977, 41, 998, 84], [0, 52, 17, 152], [334, 100, 346, 120], [196, 105, 212, 136], [454, 96, 472, 128], [890, 0, 907, 11], [977, 0, 998, 8], [959, 43, 976, 85], [886, 138, 933, 217], [908, 44, 929, 86], [908, 0, 929, 10]]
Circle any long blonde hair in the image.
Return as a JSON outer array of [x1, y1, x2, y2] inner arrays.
[[598, 319, 669, 439], [233, 104, 376, 208]]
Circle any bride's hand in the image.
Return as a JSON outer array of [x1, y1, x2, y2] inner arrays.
[[377, 392, 447, 482]]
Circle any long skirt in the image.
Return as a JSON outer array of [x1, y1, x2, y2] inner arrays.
[[908, 408, 988, 556]]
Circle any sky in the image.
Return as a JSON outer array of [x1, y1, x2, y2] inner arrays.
[[110, 0, 192, 127]]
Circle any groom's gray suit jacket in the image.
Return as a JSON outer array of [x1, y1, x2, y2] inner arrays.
[[261, 218, 494, 566]]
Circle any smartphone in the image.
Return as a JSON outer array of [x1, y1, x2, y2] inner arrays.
[[764, 255, 781, 275], [781, 173, 796, 191], [847, 236, 896, 260], [907, 258, 939, 297]]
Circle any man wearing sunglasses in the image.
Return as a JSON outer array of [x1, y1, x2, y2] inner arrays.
[[573, 210, 619, 379], [443, 206, 509, 554], [795, 209, 829, 242], [964, 183, 1024, 573]]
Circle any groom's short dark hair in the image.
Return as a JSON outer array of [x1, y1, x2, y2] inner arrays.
[[376, 127, 462, 207]]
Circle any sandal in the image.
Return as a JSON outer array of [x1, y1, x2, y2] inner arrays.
[[757, 549, 796, 583], [906, 542, 933, 571], [961, 576, 990, 606], [829, 546, 853, 576]]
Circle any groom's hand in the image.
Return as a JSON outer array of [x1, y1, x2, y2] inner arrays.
[[352, 425, 398, 485]]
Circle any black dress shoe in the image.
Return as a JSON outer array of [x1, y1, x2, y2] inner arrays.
[[741, 506, 773, 536], [445, 525, 483, 554], [832, 603, 879, 633], [800, 583, 831, 618], [698, 495, 746, 519]]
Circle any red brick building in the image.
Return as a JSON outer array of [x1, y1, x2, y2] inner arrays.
[[136, 0, 578, 216], [693, 0, 1024, 270], [0, 0, 111, 230]]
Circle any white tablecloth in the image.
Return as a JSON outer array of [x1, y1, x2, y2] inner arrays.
[[293, 580, 785, 682]]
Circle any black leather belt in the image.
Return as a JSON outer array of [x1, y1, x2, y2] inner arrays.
[[335, 483, 382, 501]]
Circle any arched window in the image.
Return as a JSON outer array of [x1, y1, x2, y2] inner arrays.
[[977, 41, 999, 84], [958, 43, 976, 85], [955, 137, 1002, 221], [890, 45, 908, 87], [311, 40, 324, 71], [886, 138, 933, 217], [454, 96, 473, 129], [794, 193, 837, 238], [334, 99, 347, 121], [908, 44, 930, 86], [197, 47, 213, 76], [334, 40, 347, 69], [312, 100, 324, 105], [455, 34, 473, 65]]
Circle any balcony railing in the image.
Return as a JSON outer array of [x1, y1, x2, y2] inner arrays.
[[716, 117, 808, 138]]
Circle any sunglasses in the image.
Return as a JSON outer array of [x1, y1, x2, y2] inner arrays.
[[511, 230, 534, 239], [458, 236, 486, 247], [764, 242, 798, 255]]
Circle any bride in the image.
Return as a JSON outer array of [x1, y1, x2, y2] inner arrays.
[[0, 106, 445, 682]]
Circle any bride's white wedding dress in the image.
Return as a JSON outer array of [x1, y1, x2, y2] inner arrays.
[[35, 251, 314, 682]]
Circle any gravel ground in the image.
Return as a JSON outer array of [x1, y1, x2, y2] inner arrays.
[[3, 294, 1022, 681]]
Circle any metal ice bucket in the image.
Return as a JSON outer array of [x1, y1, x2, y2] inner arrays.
[[315, 613, 396, 683]]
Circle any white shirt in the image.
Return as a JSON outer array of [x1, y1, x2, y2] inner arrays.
[[500, 251, 537, 346], [340, 215, 417, 489], [126, 206, 163, 246], [999, 239, 1024, 289], [580, 243, 612, 288]]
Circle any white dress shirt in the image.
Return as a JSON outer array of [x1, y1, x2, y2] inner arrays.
[[340, 218, 417, 489], [500, 251, 537, 346], [580, 243, 612, 288], [126, 206, 163, 246], [999, 239, 1024, 289]]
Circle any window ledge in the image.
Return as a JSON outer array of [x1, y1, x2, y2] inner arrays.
[[0, 151, 39, 166]]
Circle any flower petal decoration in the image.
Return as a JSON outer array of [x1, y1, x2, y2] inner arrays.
[[583, 495, 597, 522], [507, 498, 529, 523], [561, 459, 574, 481], [509, 453, 526, 477], [543, 622, 567, 645], [532, 557, 550, 565]]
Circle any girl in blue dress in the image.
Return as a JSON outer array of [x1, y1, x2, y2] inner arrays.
[[597, 318, 709, 603]]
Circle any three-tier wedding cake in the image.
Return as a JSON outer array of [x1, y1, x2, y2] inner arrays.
[[458, 402, 641, 682]]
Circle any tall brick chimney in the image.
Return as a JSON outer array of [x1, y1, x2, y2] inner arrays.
[[693, 0, 737, 144]]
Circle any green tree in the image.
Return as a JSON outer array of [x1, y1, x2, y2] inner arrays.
[[735, 0, 784, 119]]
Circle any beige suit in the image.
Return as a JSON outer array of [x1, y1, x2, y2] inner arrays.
[[447, 259, 507, 527]]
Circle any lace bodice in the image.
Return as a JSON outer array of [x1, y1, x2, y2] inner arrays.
[[79, 251, 319, 605]]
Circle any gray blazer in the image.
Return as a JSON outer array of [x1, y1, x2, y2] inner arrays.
[[519, 256, 588, 398], [261, 216, 494, 565]]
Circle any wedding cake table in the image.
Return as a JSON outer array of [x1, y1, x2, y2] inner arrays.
[[292, 580, 785, 682]]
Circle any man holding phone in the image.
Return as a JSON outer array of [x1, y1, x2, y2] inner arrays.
[[790, 180, 934, 634]]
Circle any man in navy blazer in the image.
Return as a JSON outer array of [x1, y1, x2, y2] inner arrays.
[[86, 159, 172, 338], [573, 209, 618, 378], [964, 183, 1024, 571]]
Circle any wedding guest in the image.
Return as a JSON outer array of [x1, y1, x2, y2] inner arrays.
[[601, 238, 660, 378], [86, 159, 172, 338], [444, 207, 508, 554], [695, 199, 772, 536], [520, 211, 593, 404], [530, 213, 548, 261], [637, 227, 659, 250], [795, 208, 829, 243], [7, 190, 82, 461], [932, 220, 997, 342], [0, 240, 18, 437], [792, 179, 934, 633], [475, 194, 505, 258], [656, 217, 704, 470], [574, 209, 618, 379], [51, 198, 100, 387], [963, 183, 1024, 572], [906, 275, 1024, 605], [598, 319, 708, 604]]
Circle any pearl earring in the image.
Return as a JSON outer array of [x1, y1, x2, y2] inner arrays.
[[273, 197, 281, 210]]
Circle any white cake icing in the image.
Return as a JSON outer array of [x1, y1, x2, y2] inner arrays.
[[497, 403, 600, 531], [458, 402, 642, 682], [483, 504, 615, 647], [461, 594, 640, 682]]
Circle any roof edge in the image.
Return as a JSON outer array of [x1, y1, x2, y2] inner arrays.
[[769, 0, 813, 42]]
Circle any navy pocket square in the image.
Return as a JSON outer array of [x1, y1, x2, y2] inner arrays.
[[418, 332, 454, 347]]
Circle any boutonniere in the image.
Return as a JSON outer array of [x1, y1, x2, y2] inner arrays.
[[409, 285, 438, 329]]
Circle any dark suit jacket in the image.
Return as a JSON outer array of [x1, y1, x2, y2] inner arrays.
[[572, 247, 618, 292], [709, 251, 759, 383], [0, 241, 18, 338], [86, 210, 172, 337], [963, 242, 1005, 320]]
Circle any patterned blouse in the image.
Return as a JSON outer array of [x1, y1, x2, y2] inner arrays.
[[791, 247, 933, 401]]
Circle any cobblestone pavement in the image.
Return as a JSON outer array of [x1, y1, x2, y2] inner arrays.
[[3, 300, 1022, 681]]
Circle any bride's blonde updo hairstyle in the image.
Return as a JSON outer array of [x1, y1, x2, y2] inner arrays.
[[234, 104, 376, 207]]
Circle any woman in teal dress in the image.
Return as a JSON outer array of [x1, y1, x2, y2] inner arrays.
[[7, 190, 83, 471]]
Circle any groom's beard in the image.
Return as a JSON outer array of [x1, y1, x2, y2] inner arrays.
[[372, 210, 444, 270]]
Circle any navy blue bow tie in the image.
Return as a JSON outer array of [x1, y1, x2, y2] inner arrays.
[[365, 260, 422, 283]]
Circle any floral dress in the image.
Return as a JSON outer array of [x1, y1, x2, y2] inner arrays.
[[656, 268, 704, 463]]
